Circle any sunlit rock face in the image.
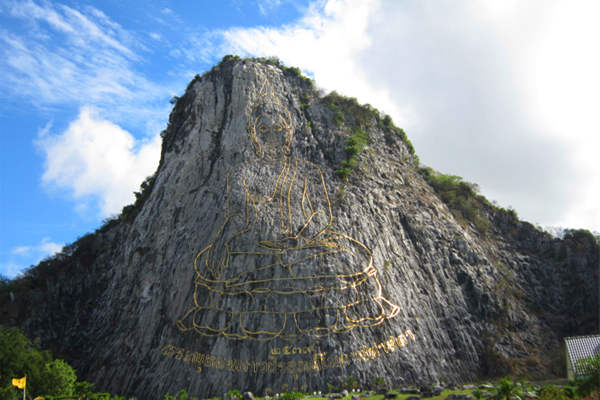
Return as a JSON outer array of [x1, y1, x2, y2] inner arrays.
[[2, 57, 597, 399]]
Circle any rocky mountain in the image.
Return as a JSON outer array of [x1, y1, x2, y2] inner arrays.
[[1, 56, 598, 399]]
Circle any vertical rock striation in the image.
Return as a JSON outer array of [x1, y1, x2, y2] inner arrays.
[[1, 57, 598, 399]]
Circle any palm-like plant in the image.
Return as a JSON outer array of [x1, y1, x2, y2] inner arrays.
[[493, 376, 522, 400], [576, 354, 600, 397]]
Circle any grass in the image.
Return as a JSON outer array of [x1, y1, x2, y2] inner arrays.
[[251, 388, 488, 400]]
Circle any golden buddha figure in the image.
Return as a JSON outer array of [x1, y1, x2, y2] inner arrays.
[[177, 80, 399, 341]]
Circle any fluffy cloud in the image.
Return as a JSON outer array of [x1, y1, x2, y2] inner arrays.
[[223, 0, 411, 126], [37, 107, 162, 217], [2, 238, 64, 278], [256, 0, 283, 15], [219, 0, 600, 231], [0, 0, 169, 127], [12, 237, 63, 257]]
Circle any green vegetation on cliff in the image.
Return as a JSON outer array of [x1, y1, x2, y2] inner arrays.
[[419, 167, 491, 234]]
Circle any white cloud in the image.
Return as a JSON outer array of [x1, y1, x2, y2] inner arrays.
[[1, 262, 22, 279], [40, 239, 63, 255], [257, 0, 283, 15], [37, 107, 162, 217], [4, 238, 64, 278], [8, 0, 136, 58], [222, 0, 414, 128], [0, 0, 169, 127], [524, 1, 600, 230], [217, 0, 600, 232], [12, 246, 33, 256]]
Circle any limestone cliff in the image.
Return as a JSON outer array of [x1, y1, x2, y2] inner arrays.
[[1, 56, 598, 399]]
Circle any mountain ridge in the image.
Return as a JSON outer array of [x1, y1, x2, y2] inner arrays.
[[1, 56, 598, 399]]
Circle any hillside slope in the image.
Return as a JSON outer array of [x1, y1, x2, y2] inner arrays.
[[1, 56, 598, 399]]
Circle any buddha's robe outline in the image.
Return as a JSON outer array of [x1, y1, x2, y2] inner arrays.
[[177, 153, 399, 341]]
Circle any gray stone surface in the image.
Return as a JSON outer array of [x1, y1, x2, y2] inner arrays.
[[0, 57, 598, 399]]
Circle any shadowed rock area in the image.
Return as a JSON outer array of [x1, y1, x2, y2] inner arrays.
[[1, 56, 598, 399]]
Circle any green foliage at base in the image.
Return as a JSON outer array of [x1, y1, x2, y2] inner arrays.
[[280, 392, 303, 400], [575, 354, 600, 397], [0, 326, 78, 400], [166, 388, 199, 400], [226, 389, 242, 400], [493, 376, 523, 399]]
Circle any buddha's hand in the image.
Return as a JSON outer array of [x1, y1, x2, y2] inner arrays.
[[258, 234, 339, 251], [195, 242, 229, 280], [258, 239, 289, 252], [257, 236, 303, 251], [303, 232, 340, 248]]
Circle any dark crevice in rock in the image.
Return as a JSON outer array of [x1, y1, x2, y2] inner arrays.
[[201, 62, 234, 187], [1, 56, 598, 399]]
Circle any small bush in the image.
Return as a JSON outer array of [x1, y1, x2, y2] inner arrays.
[[575, 353, 600, 397], [493, 376, 523, 400], [280, 392, 303, 400], [419, 167, 490, 234], [342, 377, 358, 391], [372, 376, 387, 391], [538, 385, 570, 400], [335, 127, 370, 181], [336, 167, 351, 180], [0, 326, 80, 399], [165, 389, 198, 400]]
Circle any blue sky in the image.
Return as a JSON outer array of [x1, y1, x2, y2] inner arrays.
[[1, 0, 599, 278]]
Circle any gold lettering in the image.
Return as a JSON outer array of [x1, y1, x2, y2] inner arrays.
[[159, 331, 417, 375], [161, 345, 176, 357]]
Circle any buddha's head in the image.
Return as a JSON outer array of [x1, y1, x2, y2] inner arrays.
[[248, 80, 294, 157]]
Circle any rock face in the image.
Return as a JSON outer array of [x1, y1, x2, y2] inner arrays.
[[1, 57, 598, 399]]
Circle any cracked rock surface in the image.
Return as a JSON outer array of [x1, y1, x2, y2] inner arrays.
[[1, 57, 598, 399]]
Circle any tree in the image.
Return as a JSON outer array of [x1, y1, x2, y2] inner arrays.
[[493, 376, 522, 400], [38, 359, 77, 396], [576, 353, 600, 397], [0, 326, 78, 399]]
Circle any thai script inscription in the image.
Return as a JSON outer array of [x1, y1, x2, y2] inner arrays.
[[162, 329, 416, 374], [269, 344, 320, 356]]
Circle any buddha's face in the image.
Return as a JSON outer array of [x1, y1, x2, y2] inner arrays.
[[250, 102, 293, 156]]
